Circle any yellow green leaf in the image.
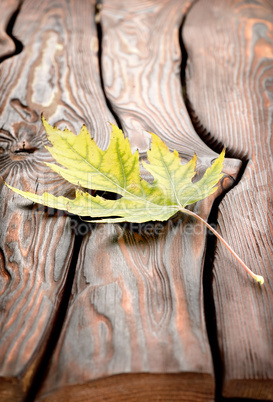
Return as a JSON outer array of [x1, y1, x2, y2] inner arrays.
[[6, 117, 224, 223]]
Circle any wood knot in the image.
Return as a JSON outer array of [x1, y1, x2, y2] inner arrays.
[[10, 140, 38, 160], [11, 141, 37, 153], [7, 122, 42, 160]]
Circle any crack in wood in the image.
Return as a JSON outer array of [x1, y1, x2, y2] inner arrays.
[[24, 229, 83, 402], [95, 0, 123, 131], [179, 2, 246, 401], [0, 0, 24, 64]]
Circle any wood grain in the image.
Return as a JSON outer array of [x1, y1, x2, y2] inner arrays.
[[1, 0, 113, 145], [0, 0, 115, 399], [183, 0, 273, 399], [38, 211, 216, 401], [100, 0, 222, 158], [39, 373, 214, 402], [0, 182, 74, 402], [37, 1, 240, 400]]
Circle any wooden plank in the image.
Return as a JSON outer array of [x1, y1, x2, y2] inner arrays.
[[0, 0, 114, 399], [100, 0, 219, 158], [183, 0, 273, 399], [38, 374, 214, 402], [37, 1, 241, 400], [0, 185, 74, 402]]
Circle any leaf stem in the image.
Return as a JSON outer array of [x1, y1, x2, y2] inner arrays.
[[181, 208, 264, 284]]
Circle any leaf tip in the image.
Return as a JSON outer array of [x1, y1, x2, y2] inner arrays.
[[192, 152, 198, 163], [3, 180, 11, 189], [41, 113, 49, 127], [108, 122, 119, 131], [148, 132, 165, 151]]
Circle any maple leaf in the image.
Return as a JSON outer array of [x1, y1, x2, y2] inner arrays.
[[5, 117, 264, 284], [6, 116, 224, 222]]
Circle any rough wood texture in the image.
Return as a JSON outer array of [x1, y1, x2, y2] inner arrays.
[[3, 0, 271, 400], [0, 184, 74, 402], [101, 0, 218, 158], [39, 373, 214, 402], [37, 1, 239, 400], [38, 212, 217, 401], [0, 0, 114, 400], [184, 0, 273, 399], [1, 0, 113, 143]]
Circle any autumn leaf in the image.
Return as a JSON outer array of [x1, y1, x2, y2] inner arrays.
[[5, 116, 224, 222], [5, 116, 264, 284]]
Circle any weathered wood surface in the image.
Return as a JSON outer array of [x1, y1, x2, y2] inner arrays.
[[0, 0, 271, 401], [36, 1, 240, 400], [0, 186, 74, 402], [184, 0, 273, 399]]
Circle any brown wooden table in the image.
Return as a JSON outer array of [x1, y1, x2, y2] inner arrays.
[[0, 0, 272, 401]]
